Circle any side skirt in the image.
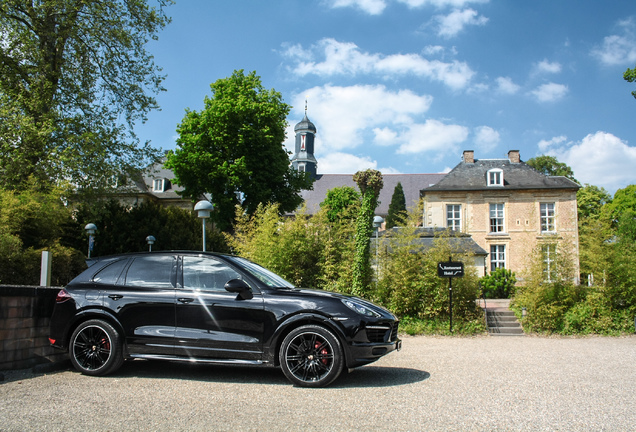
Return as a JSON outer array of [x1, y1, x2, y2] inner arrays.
[[129, 354, 270, 366]]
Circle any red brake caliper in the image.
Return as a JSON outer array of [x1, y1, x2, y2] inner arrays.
[[315, 341, 328, 365]]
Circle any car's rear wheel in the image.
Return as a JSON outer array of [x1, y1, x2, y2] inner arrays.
[[69, 319, 124, 376], [279, 324, 343, 387]]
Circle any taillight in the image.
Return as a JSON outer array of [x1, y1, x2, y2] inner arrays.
[[55, 289, 72, 303]]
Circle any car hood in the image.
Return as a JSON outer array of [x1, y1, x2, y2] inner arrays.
[[274, 287, 397, 319]]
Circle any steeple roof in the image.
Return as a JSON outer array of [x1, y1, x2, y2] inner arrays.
[[294, 113, 316, 133]]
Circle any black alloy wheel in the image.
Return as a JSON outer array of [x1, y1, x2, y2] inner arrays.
[[279, 325, 343, 387], [69, 319, 124, 376]]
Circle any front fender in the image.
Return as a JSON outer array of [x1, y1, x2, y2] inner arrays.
[[263, 312, 352, 366]]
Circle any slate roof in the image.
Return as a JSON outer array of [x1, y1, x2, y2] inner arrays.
[[377, 227, 488, 256], [300, 173, 447, 215], [422, 158, 579, 192]]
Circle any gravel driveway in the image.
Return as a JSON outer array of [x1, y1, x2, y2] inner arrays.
[[1, 335, 635, 431]]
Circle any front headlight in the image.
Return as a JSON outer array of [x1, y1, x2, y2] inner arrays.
[[342, 299, 381, 318]]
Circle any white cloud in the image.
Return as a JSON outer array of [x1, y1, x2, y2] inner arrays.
[[591, 18, 636, 66], [543, 131, 636, 193], [398, 0, 489, 8], [373, 127, 399, 146], [534, 59, 562, 74], [537, 135, 567, 152], [287, 84, 433, 152], [435, 8, 488, 38], [325, 0, 387, 14], [530, 82, 568, 102], [318, 152, 378, 173], [474, 126, 500, 152], [396, 119, 469, 154], [496, 76, 520, 95], [324, 0, 489, 14], [282, 38, 475, 90]]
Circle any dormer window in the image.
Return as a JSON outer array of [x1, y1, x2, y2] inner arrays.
[[487, 169, 503, 186], [153, 178, 165, 192]]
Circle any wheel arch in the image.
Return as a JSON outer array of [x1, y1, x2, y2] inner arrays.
[[266, 313, 349, 367], [65, 309, 127, 355]]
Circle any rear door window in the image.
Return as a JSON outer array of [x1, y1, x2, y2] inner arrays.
[[124, 255, 176, 288]]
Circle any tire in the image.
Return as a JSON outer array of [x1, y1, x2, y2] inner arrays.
[[69, 319, 124, 376], [279, 324, 343, 387]]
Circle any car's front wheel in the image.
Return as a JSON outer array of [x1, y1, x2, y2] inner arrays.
[[279, 324, 343, 387], [69, 319, 124, 376]]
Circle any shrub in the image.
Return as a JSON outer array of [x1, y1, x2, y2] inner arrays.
[[480, 267, 516, 299]]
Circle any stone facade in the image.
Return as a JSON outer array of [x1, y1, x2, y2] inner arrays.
[[421, 150, 580, 282]]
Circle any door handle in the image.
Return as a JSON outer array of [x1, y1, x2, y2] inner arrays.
[[178, 298, 194, 304], [108, 294, 123, 300]]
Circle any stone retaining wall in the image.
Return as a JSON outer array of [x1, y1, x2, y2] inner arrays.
[[0, 285, 68, 370]]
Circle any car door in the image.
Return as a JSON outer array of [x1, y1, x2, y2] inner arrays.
[[174, 255, 265, 361], [102, 254, 177, 356]]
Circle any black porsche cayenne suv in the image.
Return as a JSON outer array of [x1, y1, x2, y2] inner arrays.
[[49, 251, 401, 387]]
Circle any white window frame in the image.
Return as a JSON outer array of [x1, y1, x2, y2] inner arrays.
[[490, 244, 506, 272], [153, 178, 165, 192], [540, 202, 556, 233], [542, 243, 557, 282], [489, 203, 505, 233], [487, 168, 503, 186], [446, 204, 461, 231]]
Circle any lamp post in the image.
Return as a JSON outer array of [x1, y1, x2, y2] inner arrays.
[[84, 223, 97, 258], [194, 200, 214, 252], [372, 216, 384, 286], [146, 235, 156, 252]]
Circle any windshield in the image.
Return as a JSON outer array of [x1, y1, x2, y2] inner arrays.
[[227, 256, 295, 289]]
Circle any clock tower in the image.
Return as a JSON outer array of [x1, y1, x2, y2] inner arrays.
[[291, 103, 318, 179]]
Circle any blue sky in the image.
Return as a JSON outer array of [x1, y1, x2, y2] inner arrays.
[[136, 0, 636, 194]]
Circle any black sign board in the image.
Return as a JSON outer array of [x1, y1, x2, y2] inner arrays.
[[437, 261, 464, 278]]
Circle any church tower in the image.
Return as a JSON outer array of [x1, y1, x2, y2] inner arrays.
[[291, 102, 318, 179]]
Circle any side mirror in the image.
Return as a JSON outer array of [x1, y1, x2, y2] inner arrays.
[[224, 279, 253, 300]]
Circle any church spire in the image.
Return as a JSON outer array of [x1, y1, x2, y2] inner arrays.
[[291, 104, 317, 179]]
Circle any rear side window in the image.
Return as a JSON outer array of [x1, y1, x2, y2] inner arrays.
[[125, 255, 176, 289], [92, 259, 128, 285]]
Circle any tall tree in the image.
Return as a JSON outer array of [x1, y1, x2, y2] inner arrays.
[[320, 186, 360, 223], [527, 155, 578, 183], [352, 169, 383, 296], [386, 182, 406, 228], [0, 0, 170, 191], [165, 70, 313, 232], [625, 65, 636, 99]]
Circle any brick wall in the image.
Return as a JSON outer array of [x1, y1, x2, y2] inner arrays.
[[0, 285, 68, 371]]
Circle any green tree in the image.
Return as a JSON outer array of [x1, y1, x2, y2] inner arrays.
[[228, 203, 323, 288], [72, 199, 228, 256], [352, 169, 383, 296], [320, 186, 360, 223], [0, 0, 171, 191], [625, 65, 636, 99], [601, 185, 636, 226], [0, 184, 85, 285], [527, 155, 578, 183], [386, 182, 407, 228], [577, 184, 612, 222], [576, 184, 613, 284], [165, 70, 313, 232]]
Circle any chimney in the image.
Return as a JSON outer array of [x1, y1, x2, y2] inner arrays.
[[508, 150, 520, 163], [463, 150, 474, 164]]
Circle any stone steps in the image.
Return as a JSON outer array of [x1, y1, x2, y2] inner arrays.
[[482, 301, 524, 336]]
